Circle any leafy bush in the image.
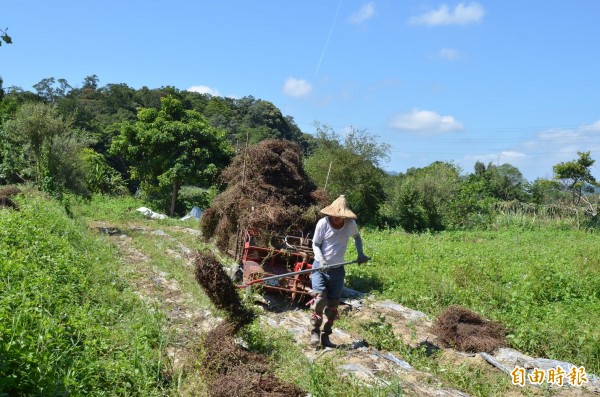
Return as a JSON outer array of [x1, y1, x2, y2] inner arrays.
[[80, 148, 128, 196], [384, 162, 462, 232], [178, 185, 217, 212], [1, 102, 90, 198], [305, 125, 389, 226]]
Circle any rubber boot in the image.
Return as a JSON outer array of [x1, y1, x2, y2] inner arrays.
[[310, 328, 321, 346], [321, 323, 337, 348], [310, 309, 324, 347], [320, 331, 337, 348]]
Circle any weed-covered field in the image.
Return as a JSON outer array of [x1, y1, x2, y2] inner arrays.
[[0, 193, 169, 396], [3, 192, 598, 396], [346, 226, 600, 374]]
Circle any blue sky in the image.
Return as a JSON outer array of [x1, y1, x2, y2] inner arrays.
[[3, 1, 600, 181]]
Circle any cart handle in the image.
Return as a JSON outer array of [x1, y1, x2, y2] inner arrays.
[[238, 259, 360, 289]]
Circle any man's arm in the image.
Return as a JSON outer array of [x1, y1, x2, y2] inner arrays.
[[312, 220, 327, 265], [312, 241, 327, 265], [353, 233, 369, 264]]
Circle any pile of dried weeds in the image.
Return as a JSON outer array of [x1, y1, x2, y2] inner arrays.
[[203, 322, 305, 397], [200, 139, 327, 252], [432, 306, 506, 353], [194, 251, 255, 330], [194, 251, 305, 396]]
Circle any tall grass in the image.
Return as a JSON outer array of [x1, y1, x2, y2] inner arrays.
[[0, 193, 170, 396], [346, 220, 600, 374]]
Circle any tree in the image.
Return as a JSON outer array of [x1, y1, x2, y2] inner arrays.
[[33, 77, 72, 102], [111, 95, 232, 216], [0, 27, 12, 46], [529, 178, 565, 204], [305, 124, 390, 225], [553, 151, 599, 212], [486, 163, 529, 201], [384, 161, 462, 232], [474, 161, 486, 176], [470, 162, 529, 201], [2, 102, 88, 196]]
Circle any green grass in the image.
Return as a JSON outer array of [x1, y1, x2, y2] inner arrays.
[[0, 193, 171, 396], [346, 224, 600, 375]]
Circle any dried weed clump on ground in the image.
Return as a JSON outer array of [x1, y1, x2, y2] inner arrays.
[[202, 322, 305, 397], [194, 251, 305, 397], [200, 139, 328, 252], [432, 305, 506, 353]]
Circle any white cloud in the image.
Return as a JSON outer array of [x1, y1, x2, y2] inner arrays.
[[535, 122, 600, 144], [409, 2, 485, 26], [481, 121, 600, 180], [464, 151, 526, 164], [439, 47, 460, 60], [389, 109, 463, 132], [460, 151, 528, 177], [581, 119, 600, 132], [537, 129, 580, 141], [349, 2, 375, 24], [282, 77, 313, 98], [186, 85, 221, 96]]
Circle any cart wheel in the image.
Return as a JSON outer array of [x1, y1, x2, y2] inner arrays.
[[244, 271, 263, 299], [243, 260, 263, 300]]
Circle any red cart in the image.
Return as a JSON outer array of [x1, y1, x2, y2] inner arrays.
[[237, 229, 315, 301]]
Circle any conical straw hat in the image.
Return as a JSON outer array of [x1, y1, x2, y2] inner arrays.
[[320, 195, 357, 219]]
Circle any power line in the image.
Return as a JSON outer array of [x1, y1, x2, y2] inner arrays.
[[297, 122, 600, 135], [386, 149, 600, 156]]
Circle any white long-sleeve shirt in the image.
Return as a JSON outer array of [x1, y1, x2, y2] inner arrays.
[[312, 217, 360, 266]]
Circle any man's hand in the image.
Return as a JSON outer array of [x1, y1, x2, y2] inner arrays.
[[357, 254, 370, 264]]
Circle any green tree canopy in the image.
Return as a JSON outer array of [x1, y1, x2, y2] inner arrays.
[[384, 161, 462, 232], [111, 95, 233, 216], [553, 151, 598, 205], [305, 124, 390, 225], [1, 102, 88, 195], [469, 162, 529, 201]]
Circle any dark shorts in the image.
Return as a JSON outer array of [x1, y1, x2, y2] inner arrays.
[[310, 265, 345, 300]]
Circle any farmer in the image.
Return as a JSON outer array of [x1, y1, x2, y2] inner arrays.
[[309, 195, 369, 347]]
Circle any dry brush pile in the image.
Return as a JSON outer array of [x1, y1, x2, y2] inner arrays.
[[200, 139, 328, 253], [194, 251, 305, 397], [194, 140, 330, 395], [432, 305, 506, 353]]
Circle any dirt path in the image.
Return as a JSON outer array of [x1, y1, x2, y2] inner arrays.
[[91, 221, 220, 373], [89, 220, 598, 397]]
